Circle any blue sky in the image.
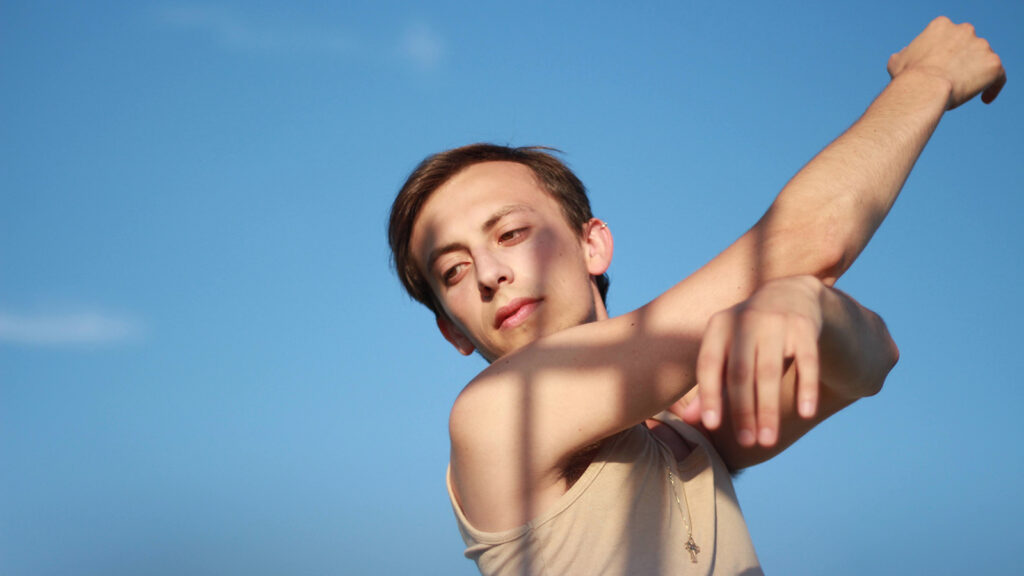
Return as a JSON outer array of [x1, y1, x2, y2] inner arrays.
[[2, 2, 1022, 575]]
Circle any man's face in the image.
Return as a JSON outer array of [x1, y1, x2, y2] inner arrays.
[[410, 161, 608, 362]]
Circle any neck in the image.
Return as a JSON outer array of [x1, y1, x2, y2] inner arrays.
[[592, 284, 610, 322]]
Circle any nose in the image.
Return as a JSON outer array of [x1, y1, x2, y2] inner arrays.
[[474, 249, 513, 299]]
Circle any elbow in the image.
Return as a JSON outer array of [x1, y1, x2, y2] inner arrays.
[[865, 320, 900, 398], [886, 331, 900, 371], [883, 330, 900, 379], [879, 312, 900, 374]]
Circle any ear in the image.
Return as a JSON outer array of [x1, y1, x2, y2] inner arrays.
[[583, 218, 614, 276], [436, 314, 476, 356]]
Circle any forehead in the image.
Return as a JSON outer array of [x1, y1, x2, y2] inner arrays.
[[430, 161, 551, 215], [410, 161, 565, 256]]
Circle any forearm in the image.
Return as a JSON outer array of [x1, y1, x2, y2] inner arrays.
[[688, 275, 898, 468], [653, 73, 942, 377], [679, 17, 1001, 465], [752, 70, 951, 284]]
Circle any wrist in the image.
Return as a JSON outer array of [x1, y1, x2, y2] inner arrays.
[[779, 274, 825, 300], [889, 68, 955, 110]]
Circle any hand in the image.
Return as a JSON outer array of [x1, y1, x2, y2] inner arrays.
[[888, 16, 1006, 109], [689, 276, 824, 448]]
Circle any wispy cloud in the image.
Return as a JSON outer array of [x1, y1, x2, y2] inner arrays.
[[398, 22, 446, 71], [156, 3, 356, 56], [155, 4, 447, 70], [0, 310, 144, 346]]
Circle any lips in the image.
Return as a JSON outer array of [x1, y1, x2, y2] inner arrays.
[[494, 298, 542, 330]]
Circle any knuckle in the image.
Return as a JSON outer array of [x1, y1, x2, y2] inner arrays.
[[732, 406, 756, 423], [790, 314, 810, 330], [706, 310, 730, 329], [800, 345, 819, 361], [699, 392, 719, 407], [796, 316, 819, 338], [696, 350, 721, 371], [735, 308, 755, 325], [798, 388, 819, 401], [738, 310, 775, 332], [727, 363, 753, 387], [756, 359, 781, 379]]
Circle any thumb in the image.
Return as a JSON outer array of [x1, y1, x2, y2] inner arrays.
[[981, 71, 1007, 104]]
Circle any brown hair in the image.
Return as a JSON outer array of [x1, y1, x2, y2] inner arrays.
[[388, 143, 609, 316]]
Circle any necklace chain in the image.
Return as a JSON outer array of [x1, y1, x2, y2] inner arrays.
[[667, 465, 701, 563]]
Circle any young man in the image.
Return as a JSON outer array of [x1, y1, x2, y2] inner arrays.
[[388, 17, 1004, 575]]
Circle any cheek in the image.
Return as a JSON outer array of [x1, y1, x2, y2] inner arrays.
[[453, 291, 479, 318], [438, 288, 473, 325], [531, 228, 572, 264], [537, 236, 590, 294], [526, 236, 571, 289]]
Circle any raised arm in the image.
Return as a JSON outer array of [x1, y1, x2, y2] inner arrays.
[[448, 17, 1003, 531], [710, 17, 1005, 294], [666, 16, 1004, 463]]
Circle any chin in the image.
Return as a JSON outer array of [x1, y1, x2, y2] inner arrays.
[[484, 313, 588, 361], [484, 332, 540, 361]]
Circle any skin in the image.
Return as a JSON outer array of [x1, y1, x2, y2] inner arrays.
[[413, 162, 898, 533], [409, 17, 1006, 533], [678, 15, 1005, 453], [411, 162, 612, 363]]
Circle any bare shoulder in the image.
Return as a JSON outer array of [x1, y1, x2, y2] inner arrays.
[[448, 384, 589, 533], [442, 281, 739, 530]]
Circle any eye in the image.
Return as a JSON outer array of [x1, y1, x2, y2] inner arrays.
[[442, 262, 468, 286], [498, 228, 528, 245]]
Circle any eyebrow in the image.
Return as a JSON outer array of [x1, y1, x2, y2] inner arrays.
[[426, 204, 534, 273]]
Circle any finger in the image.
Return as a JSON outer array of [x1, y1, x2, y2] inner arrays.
[[726, 317, 758, 447], [754, 327, 785, 447], [792, 319, 820, 418], [680, 394, 702, 426], [696, 314, 730, 430], [982, 69, 1007, 104]]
